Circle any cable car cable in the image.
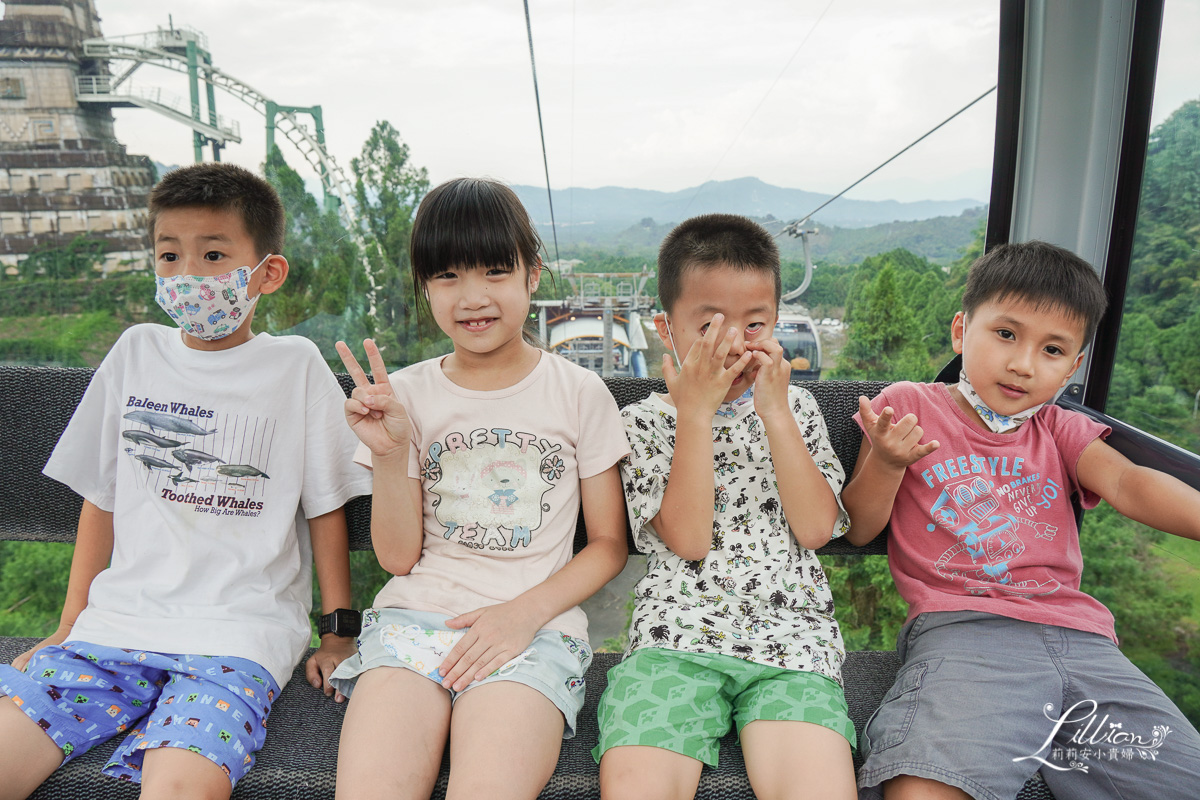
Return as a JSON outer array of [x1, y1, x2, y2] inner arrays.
[[781, 85, 997, 237], [523, 0, 562, 267], [683, 0, 837, 216]]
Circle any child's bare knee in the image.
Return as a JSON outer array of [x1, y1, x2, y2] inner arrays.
[[139, 747, 232, 800]]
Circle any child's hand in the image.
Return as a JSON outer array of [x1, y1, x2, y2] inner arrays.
[[439, 601, 541, 693], [305, 636, 355, 703], [663, 313, 754, 421], [859, 395, 940, 469], [747, 337, 791, 424], [11, 623, 71, 672], [336, 338, 413, 461]]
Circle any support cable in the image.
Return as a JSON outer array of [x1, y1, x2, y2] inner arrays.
[[523, 0, 562, 267], [781, 85, 997, 236], [683, 0, 836, 215]]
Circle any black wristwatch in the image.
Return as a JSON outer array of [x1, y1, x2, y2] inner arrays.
[[318, 608, 362, 638]]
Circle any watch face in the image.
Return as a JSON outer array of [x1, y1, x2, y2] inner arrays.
[[322, 609, 361, 637]]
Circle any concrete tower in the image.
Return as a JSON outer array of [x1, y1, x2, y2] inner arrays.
[[0, 0, 153, 276]]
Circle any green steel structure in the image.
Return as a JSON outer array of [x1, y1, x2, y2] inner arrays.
[[75, 23, 357, 227]]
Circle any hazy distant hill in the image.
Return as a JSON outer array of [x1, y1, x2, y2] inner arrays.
[[153, 163, 982, 265], [586, 206, 986, 265], [512, 177, 985, 237]]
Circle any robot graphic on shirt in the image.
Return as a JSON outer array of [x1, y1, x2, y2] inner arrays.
[[927, 475, 1061, 598]]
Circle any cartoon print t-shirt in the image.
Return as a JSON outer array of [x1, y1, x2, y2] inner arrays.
[[43, 324, 370, 687], [620, 386, 850, 686], [359, 352, 629, 643], [855, 382, 1116, 641]]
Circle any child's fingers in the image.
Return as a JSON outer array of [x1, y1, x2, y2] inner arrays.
[[335, 341, 370, 389], [445, 609, 480, 629], [875, 406, 895, 431], [305, 654, 321, 688], [443, 640, 489, 690], [343, 398, 369, 426], [899, 423, 925, 448], [346, 388, 385, 422], [754, 337, 785, 363], [858, 396, 878, 426], [713, 326, 737, 363], [730, 349, 757, 372], [472, 651, 515, 683], [914, 440, 941, 458], [359, 389, 406, 420], [662, 353, 678, 386], [695, 314, 725, 359], [751, 351, 773, 371], [362, 339, 392, 391], [891, 413, 920, 440]]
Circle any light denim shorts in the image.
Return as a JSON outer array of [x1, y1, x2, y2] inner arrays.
[[857, 611, 1200, 800], [329, 608, 593, 738]]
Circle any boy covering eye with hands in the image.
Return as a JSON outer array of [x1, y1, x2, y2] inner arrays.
[[595, 214, 857, 800]]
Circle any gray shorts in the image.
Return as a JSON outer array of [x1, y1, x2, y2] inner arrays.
[[857, 611, 1200, 800], [329, 608, 592, 738]]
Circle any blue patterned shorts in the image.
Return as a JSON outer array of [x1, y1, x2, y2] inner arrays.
[[0, 641, 279, 787]]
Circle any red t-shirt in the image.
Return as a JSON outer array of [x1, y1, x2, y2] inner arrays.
[[854, 382, 1116, 641]]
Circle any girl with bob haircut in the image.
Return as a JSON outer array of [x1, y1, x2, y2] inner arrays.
[[331, 178, 629, 800]]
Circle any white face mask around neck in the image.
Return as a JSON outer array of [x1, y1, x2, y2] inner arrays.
[[957, 368, 1046, 433]]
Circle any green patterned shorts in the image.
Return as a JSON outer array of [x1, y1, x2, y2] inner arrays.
[[592, 647, 855, 767]]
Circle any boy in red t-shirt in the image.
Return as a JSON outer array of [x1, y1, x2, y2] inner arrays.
[[844, 241, 1200, 800]]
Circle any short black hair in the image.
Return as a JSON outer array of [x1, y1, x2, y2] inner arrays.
[[148, 163, 285, 256], [962, 241, 1108, 348], [657, 214, 781, 313], [410, 177, 542, 284]]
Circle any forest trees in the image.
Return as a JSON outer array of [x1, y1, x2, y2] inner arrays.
[[1109, 99, 1200, 452], [832, 241, 972, 382], [350, 120, 437, 366], [259, 147, 366, 363], [257, 121, 436, 369]]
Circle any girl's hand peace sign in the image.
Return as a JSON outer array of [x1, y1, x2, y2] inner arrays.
[[335, 339, 412, 461]]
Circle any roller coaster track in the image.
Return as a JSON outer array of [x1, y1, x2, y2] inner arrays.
[[81, 33, 359, 231], [80, 30, 385, 317]]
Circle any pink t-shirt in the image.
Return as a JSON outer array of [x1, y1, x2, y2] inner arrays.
[[355, 352, 629, 642], [854, 382, 1116, 641]]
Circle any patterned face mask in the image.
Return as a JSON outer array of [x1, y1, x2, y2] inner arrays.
[[154, 255, 268, 341], [957, 368, 1046, 433]]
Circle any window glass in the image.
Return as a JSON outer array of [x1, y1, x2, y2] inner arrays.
[[1086, 0, 1200, 729], [0, 3, 998, 651]]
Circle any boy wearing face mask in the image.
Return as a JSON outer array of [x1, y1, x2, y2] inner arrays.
[[0, 163, 370, 799], [845, 241, 1200, 800]]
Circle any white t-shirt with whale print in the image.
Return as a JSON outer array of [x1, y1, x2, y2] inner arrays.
[[43, 323, 370, 687]]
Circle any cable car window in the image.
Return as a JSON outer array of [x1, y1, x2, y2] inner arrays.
[[1108, 0, 1200, 459], [1085, 0, 1200, 731]]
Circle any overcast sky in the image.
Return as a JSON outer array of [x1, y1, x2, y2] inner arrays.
[[88, 0, 1199, 205]]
